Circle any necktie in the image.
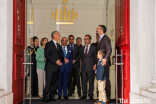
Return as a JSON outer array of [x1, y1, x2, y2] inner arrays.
[[63, 46, 66, 57], [85, 45, 88, 56]]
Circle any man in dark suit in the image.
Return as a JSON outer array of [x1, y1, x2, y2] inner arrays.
[[80, 35, 97, 100], [57, 37, 73, 100], [93, 25, 112, 103], [43, 31, 69, 102], [68, 35, 81, 97]]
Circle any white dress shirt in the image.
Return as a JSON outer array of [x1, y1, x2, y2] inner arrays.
[[62, 45, 67, 54], [99, 34, 105, 43], [84, 44, 91, 54], [52, 39, 57, 48]]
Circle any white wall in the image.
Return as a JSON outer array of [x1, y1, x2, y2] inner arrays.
[[0, 0, 13, 103]]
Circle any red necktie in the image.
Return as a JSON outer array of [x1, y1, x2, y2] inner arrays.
[[85, 45, 88, 56]]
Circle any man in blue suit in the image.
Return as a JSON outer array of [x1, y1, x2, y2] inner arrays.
[[57, 37, 73, 100]]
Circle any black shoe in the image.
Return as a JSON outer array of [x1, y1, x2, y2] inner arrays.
[[78, 94, 81, 97], [54, 91, 58, 94], [49, 98, 56, 101], [64, 96, 69, 100], [89, 96, 93, 100], [68, 93, 72, 97], [42, 98, 49, 103], [57, 96, 61, 100], [80, 96, 87, 99]]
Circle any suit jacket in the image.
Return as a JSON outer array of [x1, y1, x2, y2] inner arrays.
[[81, 45, 97, 72], [96, 60, 108, 80], [44, 40, 64, 72], [97, 35, 112, 66], [59, 46, 73, 72], [68, 44, 81, 67]]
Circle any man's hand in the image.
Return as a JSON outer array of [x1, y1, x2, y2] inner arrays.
[[99, 80, 101, 82], [64, 57, 69, 64], [56, 60, 62, 66], [73, 60, 76, 64], [101, 59, 107, 66], [93, 64, 96, 70]]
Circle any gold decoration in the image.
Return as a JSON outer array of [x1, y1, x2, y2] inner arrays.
[[31, 9, 34, 21], [71, 8, 74, 21], [56, 22, 74, 24], [75, 12, 78, 19], [62, 0, 68, 5], [67, 10, 70, 21], [64, 6, 66, 21], [52, 12, 54, 18], [56, 9, 58, 21], [60, 10, 62, 21]]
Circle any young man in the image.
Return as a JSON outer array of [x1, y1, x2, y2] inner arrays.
[[80, 35, 97, 100], [57, 37, 73, 100], [68, 35, 81, 97]]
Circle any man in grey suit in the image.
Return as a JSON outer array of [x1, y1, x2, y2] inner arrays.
[[68, 35, 81, 97], [93, 25, 112, 103], [80, 35, 97, 100]]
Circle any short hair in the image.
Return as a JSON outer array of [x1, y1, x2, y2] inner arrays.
[[33, 37, 38, 42], [61, 37, 67, 41], [76, 37, 82, 42], [68, 35, 75, 39], [99, 25, 107, 33], [51, 31, 57, 39], [98, 50, 106, 58], [85, 34, 92, 39], [40, 38, 48, 46]]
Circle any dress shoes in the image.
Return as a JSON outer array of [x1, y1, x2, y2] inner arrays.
[[78, 94, 81, 97], [107, 99, 111, 103], [49, 97, 56, 101], [89, 96, 93, 100], [57, 96, 61, 100], [64, 96, 69, 100], [94, 100, 99, 102], [68, 93, 72, 97], [42, 98, 49, 103], [80, 96, 87, 99], [54, 91, 58, 94]]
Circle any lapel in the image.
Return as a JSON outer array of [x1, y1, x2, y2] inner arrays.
[[98, 35, 105, 48]]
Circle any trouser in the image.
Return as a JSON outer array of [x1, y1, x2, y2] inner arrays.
[[106, 64, 111, 99], [98, 80, 107, 102], [82, 70, 94, 97], [68, 66, 81, 95], [37, 68, 45, 96], [58, 71, 69, 96], [43, 70, 59, 99], [31, 65, 38, 96]]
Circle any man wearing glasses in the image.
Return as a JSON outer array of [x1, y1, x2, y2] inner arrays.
[[57, 37, 73, 100]]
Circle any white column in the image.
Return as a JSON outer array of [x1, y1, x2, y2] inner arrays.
[[0, 0, 13, 104], [148, 0, 156, 93]]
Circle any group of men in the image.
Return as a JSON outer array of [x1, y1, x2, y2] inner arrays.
[[42, 25, 112, 103]]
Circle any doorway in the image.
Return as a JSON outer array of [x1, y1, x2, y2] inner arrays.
[[19, 0, 130, 104]]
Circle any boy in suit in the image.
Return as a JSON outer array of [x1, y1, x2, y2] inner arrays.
[[95, 50, 108, 104], [57, 37, 73, 100]]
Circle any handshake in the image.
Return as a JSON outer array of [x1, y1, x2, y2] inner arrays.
[[56, 57, 70, 66]]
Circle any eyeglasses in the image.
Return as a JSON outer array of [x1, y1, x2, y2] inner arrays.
[[84, 39, 90, 41], [62, 40, 67, 42]]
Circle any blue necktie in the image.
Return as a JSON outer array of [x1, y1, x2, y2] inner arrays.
[[63, 46, 66, 57]]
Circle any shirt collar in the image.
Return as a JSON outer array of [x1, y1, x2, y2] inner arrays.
[[52, 39, 57, 44], [70, 43, 74, 47], [100, 34, 105, 39], [85, 44, 91, 47], [99, 58, 103, 62], [62, 45, 67, 48]]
